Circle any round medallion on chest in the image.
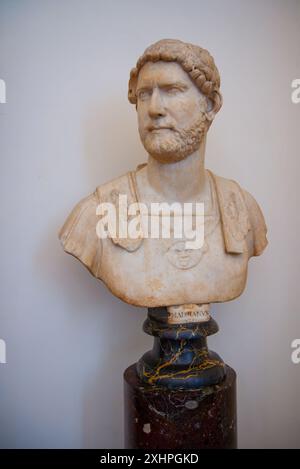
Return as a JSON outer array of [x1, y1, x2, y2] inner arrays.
[[166, 240, 208, 270]]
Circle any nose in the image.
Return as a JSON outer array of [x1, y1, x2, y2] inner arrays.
[[148, 88, 166, 118]]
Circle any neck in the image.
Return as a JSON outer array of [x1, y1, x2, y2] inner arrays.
[[146, 135, 208, 202]]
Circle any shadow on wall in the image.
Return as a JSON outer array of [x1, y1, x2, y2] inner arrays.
[[38, 215, 146, 448], [35, 95, 148, 448], [81, 308, 147, 449], [82, 95, 146, 188]]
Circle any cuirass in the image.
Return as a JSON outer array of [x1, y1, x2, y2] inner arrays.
[[99, 219, 249, 307], [59, 166, 267, 308]]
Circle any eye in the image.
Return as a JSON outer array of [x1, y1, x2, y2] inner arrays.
[[164, 86, 184, 95], [167, 87, 179, 94], [137, 89, 152, 101]]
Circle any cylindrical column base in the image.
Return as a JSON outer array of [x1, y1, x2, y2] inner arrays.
[[124, 364, 237, 449]]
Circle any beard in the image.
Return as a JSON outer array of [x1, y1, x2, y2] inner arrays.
[[140, 116, 208, 164]]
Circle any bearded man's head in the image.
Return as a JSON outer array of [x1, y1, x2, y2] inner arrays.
[[128, 39, 223, 163]]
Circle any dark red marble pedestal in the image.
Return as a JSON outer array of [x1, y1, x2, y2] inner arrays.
[[124, 364, 237, 449]]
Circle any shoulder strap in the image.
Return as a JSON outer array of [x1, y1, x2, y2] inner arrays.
[[96, 171, 143, 252], [208, 170, 250, 254]]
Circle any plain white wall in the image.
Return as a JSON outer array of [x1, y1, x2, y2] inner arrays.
[[0, 0, 299, 449]]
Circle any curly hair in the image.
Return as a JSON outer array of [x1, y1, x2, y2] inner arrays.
[[128, 38, 223, 118]]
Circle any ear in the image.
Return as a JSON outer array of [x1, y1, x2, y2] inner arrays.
[[128, 69, 138, 104], [205, 91, 223, 122]]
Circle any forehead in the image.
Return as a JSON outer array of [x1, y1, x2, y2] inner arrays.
[[137, 61, 195, 88]]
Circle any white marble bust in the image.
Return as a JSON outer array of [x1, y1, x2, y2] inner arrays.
[[59, 39, 268, 309]]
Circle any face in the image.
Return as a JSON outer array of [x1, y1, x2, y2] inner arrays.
[[136, 61, 209, 163]]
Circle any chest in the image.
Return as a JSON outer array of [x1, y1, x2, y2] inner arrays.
[[99, 220, 249, 307]]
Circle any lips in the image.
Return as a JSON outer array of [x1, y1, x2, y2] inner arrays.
[[148, 126, 173, 132]]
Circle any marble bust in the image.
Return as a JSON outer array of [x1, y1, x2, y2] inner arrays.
[[59, 39, 268, 309]]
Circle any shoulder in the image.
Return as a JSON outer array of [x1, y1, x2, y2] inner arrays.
[[59, 191, 99, 246], [58, 168, 140, 274], [58, 190, 101, 276], [59, 167, 135, 245], [209, 170, 268, 256], [241, 188, 268, 256]]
